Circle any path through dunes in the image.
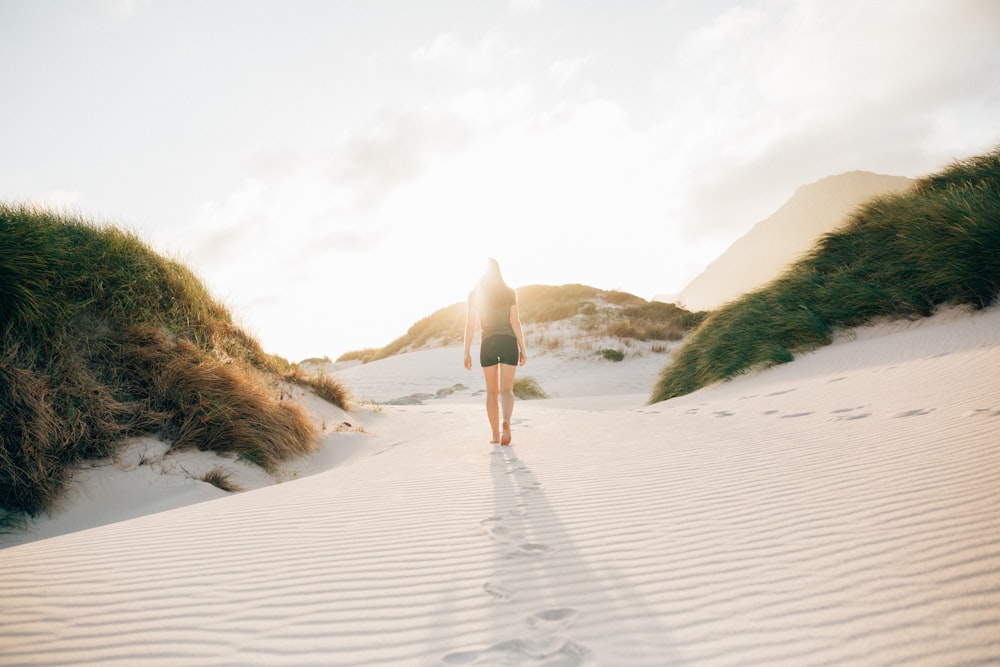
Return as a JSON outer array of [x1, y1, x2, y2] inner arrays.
[[1, 307, 999, 666]]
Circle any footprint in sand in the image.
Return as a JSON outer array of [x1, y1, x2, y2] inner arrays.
[[507, 463, 529, 476], [892, 408, 935, 418], [443, 610, 587, 666], [505, 542, 553, 559], [527, 607, 577, 630], [780, 412, 814, 419], [490, 524, 517, 541], [830, 406, 871, 421], [832, 413, 871, 421], [713, 410, 734, 418], [768, 388, 797, 396], [482, 517, 523, 544], [961, 408, 1000, 418], [482, 581, 517, 602], [442, 637, 590, 666]]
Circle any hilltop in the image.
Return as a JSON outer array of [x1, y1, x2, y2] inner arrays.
[[337, 284, 706, 365], [678, 170, 914, 311]]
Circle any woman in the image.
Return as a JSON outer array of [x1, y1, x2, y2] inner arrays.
[[464, 258, 527, 446]]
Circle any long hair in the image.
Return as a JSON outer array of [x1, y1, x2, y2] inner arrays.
[[479, 258, 507, 291], [475, 258, 513, 309]]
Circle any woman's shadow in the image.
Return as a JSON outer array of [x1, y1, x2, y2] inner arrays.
[[442, 445, 673, 666]]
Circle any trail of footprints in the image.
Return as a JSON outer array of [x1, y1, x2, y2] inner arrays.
[[676, 383, 954, 422], [442, 449, 589, 666]]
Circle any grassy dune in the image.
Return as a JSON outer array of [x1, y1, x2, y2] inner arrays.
[[338, 284, 706, 364], [652, 147, 1000, 402], [1, 205, 348, 518]]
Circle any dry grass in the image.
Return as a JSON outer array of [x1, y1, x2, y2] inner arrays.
[[280, 365, 351, 409], [109, 325, 318, 470], [200, 467, 243, 493], [1, 205, 342, 517], [513, 376, 548, 400]]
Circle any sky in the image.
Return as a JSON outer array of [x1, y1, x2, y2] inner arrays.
[[2, 0, 998, 362]]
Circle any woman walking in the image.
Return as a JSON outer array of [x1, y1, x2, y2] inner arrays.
[[464, 258, 527, 445]]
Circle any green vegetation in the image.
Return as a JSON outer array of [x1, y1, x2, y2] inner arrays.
[[601, 348, 625, 362], [339, 283, 705, 363], [0, 204, 348, 518], [513, 376, 548, 400], [607, 301, 704, 341], [338, 302, 467, 364], [651, 147, 1000, 402]]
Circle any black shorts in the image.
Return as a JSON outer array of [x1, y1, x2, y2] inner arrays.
[[480, 334, 519, 367]]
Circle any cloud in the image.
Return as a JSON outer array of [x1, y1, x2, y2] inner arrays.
[[333, 111, 471, 211], [549, 57, 593, 89], [667, 0, 1000, 237], [159, 0, 998, 360], [411, 33, 524, 78], [508, 0, 544, 12], [30, 189, 81, 210], [101, 0, 144, 21]]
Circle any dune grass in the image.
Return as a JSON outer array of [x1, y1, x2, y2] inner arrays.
[[651, 147, 1000, 402], [338, 283, 705, 363], [1, 204, 348, 518], [201, 467, 243, 493], [513, 376, 548, 400]]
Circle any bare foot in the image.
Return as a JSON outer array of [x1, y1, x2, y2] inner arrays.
[[500, 422, 512, 446]]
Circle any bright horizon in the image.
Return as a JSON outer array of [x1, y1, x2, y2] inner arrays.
[[2, 0, 998, 361]]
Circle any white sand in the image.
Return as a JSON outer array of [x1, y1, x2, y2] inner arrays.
[[2, 306, 999, 666]]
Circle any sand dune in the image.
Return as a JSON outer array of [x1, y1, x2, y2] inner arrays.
[[1, 306, 998, 666], [677, 171, 914, 311]]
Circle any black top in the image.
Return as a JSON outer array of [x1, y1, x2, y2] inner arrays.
[[472, 285, 516, 339]]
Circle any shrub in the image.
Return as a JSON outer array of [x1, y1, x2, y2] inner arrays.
[[513, 376, 548, 399], [601, 348, 625, 362], [201, 467, 243, 493]]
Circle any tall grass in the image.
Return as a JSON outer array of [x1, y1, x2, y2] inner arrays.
[[1, 204, 347, 516], [651, 147, 1000, 402]]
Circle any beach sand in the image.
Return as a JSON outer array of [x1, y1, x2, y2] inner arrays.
[[2, 305, 998, 666]]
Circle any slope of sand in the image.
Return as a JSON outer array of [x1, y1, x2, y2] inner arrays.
[[1, 306, 999, 666]]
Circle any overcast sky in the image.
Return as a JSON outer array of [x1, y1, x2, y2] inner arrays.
[[2, 0, 998, 361]]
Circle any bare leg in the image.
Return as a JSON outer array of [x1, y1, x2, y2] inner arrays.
[[499, 363, 516, 445], [482, 365, 501, 443]]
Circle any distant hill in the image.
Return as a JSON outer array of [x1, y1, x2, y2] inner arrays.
[[337, 284, 706, 364], [653, 146, 1000, 402], [677, 171, 915, 311]]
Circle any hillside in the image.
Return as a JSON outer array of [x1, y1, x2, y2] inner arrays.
[[0, 205, 347, 520], [678, 171, 915, 310], [337, 284, 706, 365], [654, 146, 1000, 401]]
